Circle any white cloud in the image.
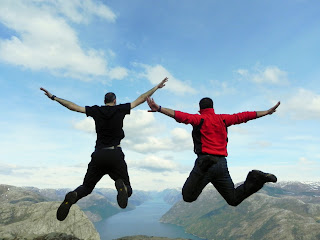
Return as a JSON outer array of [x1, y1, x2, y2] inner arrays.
[[49, 0, 117, 24], [281, 88, 320, 120], [171, 128, 190, 141], [108, 67, 128, 80], [0, 0, 126, 80], [230, 126, 250, 135], [0, 163, 17, 175], [284, 135, 317, 141], [208, 80, 237, 97], [129, 155, 178, 172], [237, 66, 288, 85], [298, 157, 315, 165], [252, 141, 272, 148], [125, 136, 172, 153], [142, 64, 197, 95], [73, 118, 95, 134], [124, 127, 193, 153], [124, 110, 156, 129], [0, 164, 86, 189], [115, 167, 188, 191]]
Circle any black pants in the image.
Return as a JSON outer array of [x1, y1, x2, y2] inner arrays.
[[182, 155, 265, 206], [74, 148, 132, 202]]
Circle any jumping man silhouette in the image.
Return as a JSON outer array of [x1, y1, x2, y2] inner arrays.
[[40, 77, 168, 221]]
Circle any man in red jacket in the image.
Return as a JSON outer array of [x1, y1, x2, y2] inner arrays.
[[147, 97, 280, 206]]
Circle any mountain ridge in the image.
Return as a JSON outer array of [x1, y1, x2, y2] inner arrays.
[[160, 183, 320, 240], [2, 181, 320, 240]]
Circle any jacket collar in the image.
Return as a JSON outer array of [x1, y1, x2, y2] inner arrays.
[[199, 108, 215, 115]]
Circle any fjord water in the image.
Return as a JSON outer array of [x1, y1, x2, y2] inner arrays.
[[95, 198, 204, 240]]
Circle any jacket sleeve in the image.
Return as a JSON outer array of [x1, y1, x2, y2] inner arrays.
[[174, 111, 202, 126], [221, 111, 257, 127]]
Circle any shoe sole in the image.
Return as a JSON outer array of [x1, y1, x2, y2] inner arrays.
[[265, 173, 277, 183], [56, 191, 77, 221], [252, 170, 277, 183], [115, 179, 128, 209]]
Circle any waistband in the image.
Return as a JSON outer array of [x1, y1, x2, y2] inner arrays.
[[197, 153, 225, 158], [96, 145, 121, 150]]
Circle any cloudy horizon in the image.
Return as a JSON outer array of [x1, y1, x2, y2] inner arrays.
[[1, 0, 320, 191]]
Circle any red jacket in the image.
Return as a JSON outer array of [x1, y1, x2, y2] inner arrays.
[[174, 108, 257, 156]]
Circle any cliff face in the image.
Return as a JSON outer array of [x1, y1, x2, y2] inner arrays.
[[160, 184, 320, 240], [24, 186, 150, 223], [0, 185, 100, 240]]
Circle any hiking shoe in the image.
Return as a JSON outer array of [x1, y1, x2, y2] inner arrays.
[[252, 170, 277, 183], [115, 179, 128, 209], [56, 191, 77, 221]]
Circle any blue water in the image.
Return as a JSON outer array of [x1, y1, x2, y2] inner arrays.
[[95, 199, 205, 240]]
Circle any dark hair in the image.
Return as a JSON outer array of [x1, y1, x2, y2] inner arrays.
[[104, 92, 116, 104], [199, 97, 213, 109]]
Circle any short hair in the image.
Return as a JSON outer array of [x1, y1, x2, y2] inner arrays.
[[199, 97, 213, 109], [104, 92, 116, 104]]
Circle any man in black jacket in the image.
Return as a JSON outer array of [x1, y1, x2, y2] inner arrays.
[[40, 77, 167, 221]]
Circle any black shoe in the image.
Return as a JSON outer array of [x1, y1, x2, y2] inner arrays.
[[57, 191, 77, 221], [115, 179, 128, 209], [252, 170, 277, 183]]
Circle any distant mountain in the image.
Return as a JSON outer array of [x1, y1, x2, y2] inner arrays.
[[266, 181, 320, 204], [163, 189, 182, 204], [153, 188, 182, 205], [160, 182, 320, 240], [1, 184, 47, 204], [0, 184, 100, 240], [23, 185, 153, 222], [94, 188, 153, 206]]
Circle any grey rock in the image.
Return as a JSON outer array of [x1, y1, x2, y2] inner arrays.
[[0, 185, 47, 204], [0, 201, 100, 240], [161, 185, 320, 240]]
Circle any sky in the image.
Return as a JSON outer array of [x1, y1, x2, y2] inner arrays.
[[0, 0, 320, 191]]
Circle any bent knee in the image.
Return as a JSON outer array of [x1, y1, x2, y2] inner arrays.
[[226, 201, 238, 207], [182, 193, 197, 203], [183, 196, 196, 203], [225, 198, 241, 207]]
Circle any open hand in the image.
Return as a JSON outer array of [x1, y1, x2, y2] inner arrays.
[[267, 101, 280, 115], [40, 87, 53, 99], [147, 97, 160, 112], [157, 77, 168, 89]]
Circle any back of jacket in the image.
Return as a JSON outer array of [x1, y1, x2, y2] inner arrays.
[[174, 108, 257, 156]]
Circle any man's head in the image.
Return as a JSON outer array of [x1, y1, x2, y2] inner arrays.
[[199, 97, 213, 110], [104, 92, 116, 105]]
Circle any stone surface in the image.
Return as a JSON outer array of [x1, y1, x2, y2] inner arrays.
[[161, 185, 320, 240], [0, 185, 100, 240]]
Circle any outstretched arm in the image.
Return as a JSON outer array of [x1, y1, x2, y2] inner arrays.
[[40, 87, 86, 113], [256, 101, 281, 118], [130, 77, 168, 109], [147, 97, 175, 118]]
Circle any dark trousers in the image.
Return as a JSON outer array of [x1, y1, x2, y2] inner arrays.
[[74, 148, 132, 202], [182, 155, 265, 206]]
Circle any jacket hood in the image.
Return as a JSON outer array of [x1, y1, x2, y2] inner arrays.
[[99, 105, 118, 118], [199, 108, 215, 115]]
